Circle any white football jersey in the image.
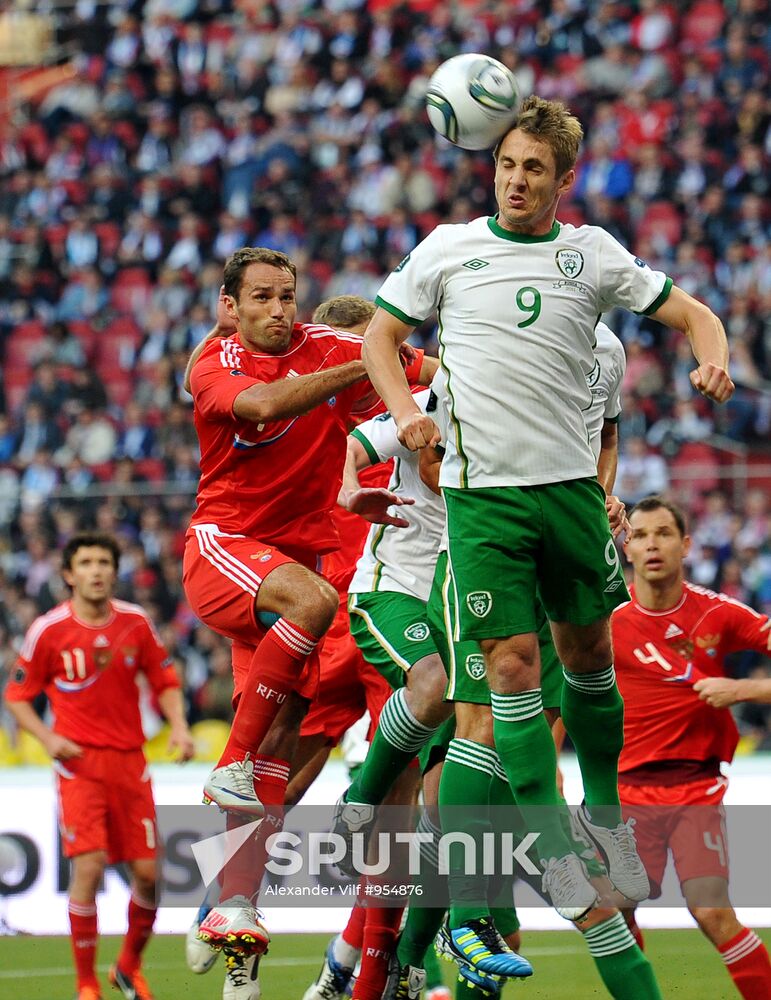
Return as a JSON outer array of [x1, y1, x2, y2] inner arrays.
[[349, 388, 445, 601], [584, 322, 626, 462], [376, 216, 670, 489]]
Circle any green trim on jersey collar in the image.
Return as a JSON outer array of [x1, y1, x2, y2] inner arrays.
[[351, 427, 380, 466], [639, 275, 674, 316], [487, 217, 561, 243], [376, 295, 423, 328]]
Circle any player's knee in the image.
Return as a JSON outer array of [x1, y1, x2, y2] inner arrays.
[[690, 906, 739, 944], [71, 853, 106, 896], [407, 657, 450, 719], [274, 572, 339, 634]]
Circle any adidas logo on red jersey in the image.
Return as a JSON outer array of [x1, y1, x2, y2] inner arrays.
[[664, 623, 683, 639]]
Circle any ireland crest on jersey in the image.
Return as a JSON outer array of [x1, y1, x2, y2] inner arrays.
[[555, 248, 584, 278], [466, 591, 492, 618]]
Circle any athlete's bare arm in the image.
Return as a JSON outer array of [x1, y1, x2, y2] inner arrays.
[[695, 676, 771, 708], [650, 285, 734, 403], [336, 435, 414, 527], [418, 442, 444, 496], [5, 698, 82, 760], [157, 687, 194, 761], [363, 308, 440, 450], [597, 418, 626, 538], [232, 360, 368, 423]]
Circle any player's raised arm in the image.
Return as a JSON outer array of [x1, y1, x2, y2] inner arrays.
[[231, 359, 368, 424], [363, 308, 439, 450], [337, 419, 415, 527], [649, 285, 734, 403]]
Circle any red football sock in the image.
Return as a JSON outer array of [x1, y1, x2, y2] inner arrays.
[[628, 915, 645, 951], [221, 756, 290, 902], [351, 900, 403, 1000], [342, 900, 367, 950], [68, 900, 98, 990], [219, 620, 319, 767], [719, 927, 771, 999], [116, 891, 157, 974]]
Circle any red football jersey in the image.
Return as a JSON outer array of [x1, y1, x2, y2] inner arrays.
[[5, 600, 178, 750], [612, 582, 771, 775], [190, 323, 378, 555]]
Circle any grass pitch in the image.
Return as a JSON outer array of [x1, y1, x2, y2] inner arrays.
[[1, 928, 766, 998]]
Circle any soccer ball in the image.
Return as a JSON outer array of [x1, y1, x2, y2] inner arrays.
[[425, 53, 520, 151]]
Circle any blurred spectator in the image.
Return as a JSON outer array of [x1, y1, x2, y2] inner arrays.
[[616, 436, 670, 504]]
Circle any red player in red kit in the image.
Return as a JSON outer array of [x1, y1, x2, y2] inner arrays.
[[613, 496, 771, 1000], [4, 532, 193, 1000], [182, 250, 429, 966]]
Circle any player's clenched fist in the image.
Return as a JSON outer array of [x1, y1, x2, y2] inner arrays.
[[690, 362, 734, 403], [397, 412, 441, 451]]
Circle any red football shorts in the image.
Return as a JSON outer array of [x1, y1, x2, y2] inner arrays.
[[184, 527, 302, 645], [619, 776, 729, 897], [300, 602, 392, 744], [185, 528, 327, 704], [55, 747, 157, 863]]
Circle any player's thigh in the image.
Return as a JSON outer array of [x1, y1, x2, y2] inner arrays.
[[105, 749, 158, 864], [428, 550, 492, 707], [183, 530, 297, 645], [348, 590, 437, 688], [56, 756, 110, 860], [538, 478, 629, 626], [443, 486, 541, 640]]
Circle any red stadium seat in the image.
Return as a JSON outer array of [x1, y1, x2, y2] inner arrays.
[[680, 1, 725, 51], [111, 268, 153, 314], [135, 458, 167, 482], [670, 442, 720, 496], [636, 201, 682, 247]]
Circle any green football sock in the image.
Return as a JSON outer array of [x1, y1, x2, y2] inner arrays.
[[439, 739, 496, 928], [348, 688, 437, 806], [561, 666, 624, 826], [490, 690, 573, 860], [583, 913, 663, 999], [397, 811, 447, 969]]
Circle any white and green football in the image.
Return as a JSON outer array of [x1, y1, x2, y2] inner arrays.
[[425, 53, 520, 151]]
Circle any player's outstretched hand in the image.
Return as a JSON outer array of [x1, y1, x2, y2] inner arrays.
[[690, 362, 734, 403], [169, 725, 196, 762], [605, 495, 628, 539], [44, 733, 83, 761], [343, 487, 415, 527], [397, 413, 440, 451], [693, 676, 741, 708]]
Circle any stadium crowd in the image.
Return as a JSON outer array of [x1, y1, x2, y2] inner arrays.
[[0, 0, 769, 750]]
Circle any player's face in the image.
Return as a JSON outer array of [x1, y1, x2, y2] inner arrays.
[[63, 546, 117, 603], [494, 130, 575, 235], [226, 263, 298, 354], [624, 508, 691, 585]]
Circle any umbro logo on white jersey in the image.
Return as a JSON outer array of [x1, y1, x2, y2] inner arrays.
[[94, 635, 110, 647], [664, 623, 683, 639], [463, 258, 490, 270]]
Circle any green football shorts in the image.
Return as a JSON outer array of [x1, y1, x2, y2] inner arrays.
[[348, 590, 439, 692], [443, 477, 629, 641], [428, 552, 563, 709]]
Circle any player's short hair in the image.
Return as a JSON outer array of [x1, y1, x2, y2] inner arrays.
[[493, 95, 583, 177], [629, 496, 688, 537], [312, 295, 375, 329], [62, 532, 121, 571], [223, 247, 297, 300]]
